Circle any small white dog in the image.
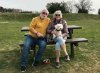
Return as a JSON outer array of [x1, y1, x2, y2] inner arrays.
[[53, 24, 67, 42]]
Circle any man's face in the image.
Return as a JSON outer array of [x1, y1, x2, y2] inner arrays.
[[41, 12, 48, 19]]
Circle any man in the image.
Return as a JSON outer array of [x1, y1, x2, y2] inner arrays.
[[20, 9, 50, 72]]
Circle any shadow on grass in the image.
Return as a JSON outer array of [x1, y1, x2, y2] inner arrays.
[[0, 45, 94, 73], [0, 47, 59, 73]]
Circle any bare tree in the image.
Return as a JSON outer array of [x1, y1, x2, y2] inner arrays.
[[64, 1, 74, 13], [75, 0, 92, 13]]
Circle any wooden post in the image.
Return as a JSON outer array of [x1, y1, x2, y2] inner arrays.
[[70, 43, 74, 58]]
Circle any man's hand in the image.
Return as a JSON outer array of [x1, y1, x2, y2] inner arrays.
[[36, 32, 44, 37], [34, 30, 44, 37]]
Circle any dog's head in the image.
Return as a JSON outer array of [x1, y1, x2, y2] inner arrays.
[[55, 24, 63, 31]]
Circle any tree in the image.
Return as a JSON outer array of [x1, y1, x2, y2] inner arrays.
[[98, 9, 100, 15], [0, 6, 4, 12], [46, 2, 69, 14], [75, 0, 92, 13]]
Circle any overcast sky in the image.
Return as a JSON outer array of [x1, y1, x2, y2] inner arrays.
[[0, 0, 100, 14]]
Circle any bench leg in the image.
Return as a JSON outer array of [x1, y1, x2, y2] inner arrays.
[[19, 45, 23, 53], [30, 47, 36, 55], [68, 29, 73, 39], [70, 43, 74, 58], [31, 45, 36, 55]]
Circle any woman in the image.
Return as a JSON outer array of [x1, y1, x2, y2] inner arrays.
[[47, 10, 70, 68]]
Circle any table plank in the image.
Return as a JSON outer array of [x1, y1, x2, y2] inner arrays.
[[21, 25, 82, 31]]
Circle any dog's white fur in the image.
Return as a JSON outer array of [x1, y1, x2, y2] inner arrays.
[[53, 24, 67, 42], [53, 24, 63, 39]]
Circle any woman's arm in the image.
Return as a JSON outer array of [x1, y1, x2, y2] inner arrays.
[[62, 20, 69, 37], [46, 22, 53, 34]]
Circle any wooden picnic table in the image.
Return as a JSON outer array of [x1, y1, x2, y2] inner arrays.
[[19, 25, 88, 58]]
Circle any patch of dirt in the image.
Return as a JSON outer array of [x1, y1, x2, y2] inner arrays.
[[0, 22, 9, 24]]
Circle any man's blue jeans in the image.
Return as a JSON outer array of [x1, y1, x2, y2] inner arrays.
[[20, 35, 46, 67]]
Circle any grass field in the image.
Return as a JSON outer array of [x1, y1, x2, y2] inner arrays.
[[0, 13, 100, 73]]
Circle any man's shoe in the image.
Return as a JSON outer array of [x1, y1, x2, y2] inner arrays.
[[65, 55, 70, 62], [55, 62, 60, 69], [21, 66, 26, 72]]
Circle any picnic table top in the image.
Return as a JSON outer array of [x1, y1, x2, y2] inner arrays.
[[21, 25, 82, 31]]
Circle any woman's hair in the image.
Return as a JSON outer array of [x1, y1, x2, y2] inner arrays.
[[53, 10, 62, 18]]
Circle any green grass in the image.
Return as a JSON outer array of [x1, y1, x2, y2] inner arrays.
[[0, 13, 100, 73]]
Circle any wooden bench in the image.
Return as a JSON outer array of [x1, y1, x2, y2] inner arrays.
[[19, 38, 88, 58]]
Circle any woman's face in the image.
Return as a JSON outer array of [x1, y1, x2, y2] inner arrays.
[[55, 14, 61, 20]]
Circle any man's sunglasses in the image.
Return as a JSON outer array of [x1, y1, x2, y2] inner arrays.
[[55, 14, 60, 16], [42, 12, 48, 15]]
